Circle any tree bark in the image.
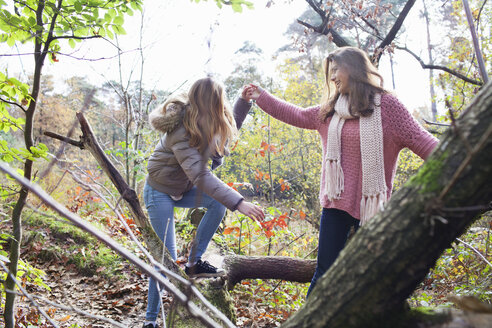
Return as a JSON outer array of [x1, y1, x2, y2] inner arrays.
[[281, 82, 492, 327]]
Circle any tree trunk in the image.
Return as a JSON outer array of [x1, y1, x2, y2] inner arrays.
[[422, 0, 437, 120], [281, 82, 492, 327], [4, 2, 50, 325]]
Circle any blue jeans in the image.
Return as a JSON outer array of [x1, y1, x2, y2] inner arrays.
[[143, 182, 226, 321], [306, 208, 359, 298]]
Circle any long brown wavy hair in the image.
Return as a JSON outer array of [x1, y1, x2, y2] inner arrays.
[[320, 47, 386, 120], [181, 77, 237, 155]]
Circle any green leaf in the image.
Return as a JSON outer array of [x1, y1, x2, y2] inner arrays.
[[105, 27, 114, 39], [113, 15, 124, 26], [232, 3, 242, 12], [112, 24, 126, 35], [108, 8, 116, 18], [68, 38, 76, 49], [6, 36, 15, 47], [37, 143, 48, 152], [27, 16, 36, 26], [74, 1, 82, 12], [1, 153, 13, 162]]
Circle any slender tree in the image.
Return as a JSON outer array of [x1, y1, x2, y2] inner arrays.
[[0, 1, 142, 325]]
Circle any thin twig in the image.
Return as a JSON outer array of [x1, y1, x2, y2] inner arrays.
[[456, 238, 492, 268], [274, 232, 306, 256], [423, 119, 450, 127]]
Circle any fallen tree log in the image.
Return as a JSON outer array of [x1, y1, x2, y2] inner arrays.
[[223, 255, 316, 289]]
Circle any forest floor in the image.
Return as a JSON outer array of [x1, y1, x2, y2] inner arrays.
[[1, 216, 285, 328], [3, 208, 490, 328]]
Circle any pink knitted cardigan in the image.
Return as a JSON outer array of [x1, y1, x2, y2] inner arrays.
[[256, 90, 439, 220]]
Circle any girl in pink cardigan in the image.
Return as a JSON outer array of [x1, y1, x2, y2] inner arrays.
[[244, 46, 439, 297]]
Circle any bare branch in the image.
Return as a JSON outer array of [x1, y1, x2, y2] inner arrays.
[[397, 46, 483, 85], [52, 35, 102, 41], [462, 0, 489, 84], [299, 0, 351, 47], [0, 97, 26, 113], [305, 0, 327, 18], [43, 131, 84, 148], [423, 119, 450, 127], [456, 238, 492, 268], [296, 19, 350, 47]]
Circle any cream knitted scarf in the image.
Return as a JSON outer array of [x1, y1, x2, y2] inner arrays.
[[324, 93, 387, 225]]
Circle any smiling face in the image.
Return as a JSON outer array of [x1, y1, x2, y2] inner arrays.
[[330, 61, 350, 95]]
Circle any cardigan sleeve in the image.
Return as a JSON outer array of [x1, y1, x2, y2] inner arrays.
[[382, 94, 439, 160], [256, 90, 321, 130]]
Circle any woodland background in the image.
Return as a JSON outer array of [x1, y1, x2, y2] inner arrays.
[[0, 0, 491, 327]]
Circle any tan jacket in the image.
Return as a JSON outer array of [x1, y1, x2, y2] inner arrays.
[[146, 98, 251, 211]]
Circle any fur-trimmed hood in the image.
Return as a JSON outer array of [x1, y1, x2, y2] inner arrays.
[[148, 102, 185, 134]]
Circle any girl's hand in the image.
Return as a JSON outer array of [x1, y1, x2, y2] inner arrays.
[[237, 200, 265, 223], [242, 84, 263, 101]]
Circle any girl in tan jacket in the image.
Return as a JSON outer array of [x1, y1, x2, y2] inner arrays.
[[143, 77, 264, 328]]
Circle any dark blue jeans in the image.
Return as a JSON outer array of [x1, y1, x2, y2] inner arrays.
[[306, 208, 359, 297]]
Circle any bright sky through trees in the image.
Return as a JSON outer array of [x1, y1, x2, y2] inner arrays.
[[1, 0, 434, 111]]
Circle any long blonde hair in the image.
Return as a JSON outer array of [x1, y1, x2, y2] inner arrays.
[[181, 77, 237, 155], [320, 47, 386, 120]]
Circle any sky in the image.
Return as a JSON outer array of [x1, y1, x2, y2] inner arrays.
[[1, 0, 435, 112]]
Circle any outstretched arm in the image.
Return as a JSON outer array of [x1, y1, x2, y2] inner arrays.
[[242, 84, 321, 130]]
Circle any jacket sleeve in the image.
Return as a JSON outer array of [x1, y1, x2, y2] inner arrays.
[[211, 97, 253, 170], [234, 97, 253, 129], [256, 90, 321, 130], [170, 130, 244, 210]]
